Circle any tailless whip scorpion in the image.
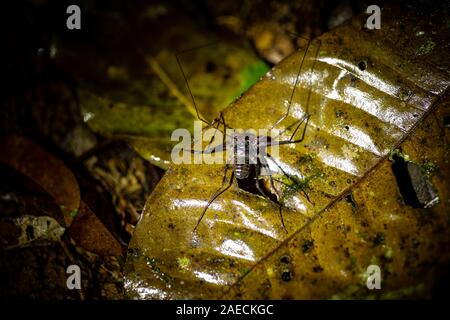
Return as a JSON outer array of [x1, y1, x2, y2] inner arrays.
[[176, 35, 321, 232]]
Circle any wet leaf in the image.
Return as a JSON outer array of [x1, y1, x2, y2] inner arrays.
[[125, 4, 450, 299]]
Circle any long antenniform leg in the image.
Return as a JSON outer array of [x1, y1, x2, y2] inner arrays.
[[272, 177, 312, 204], [175, 43, 219, 126], [176, 44, 234, 132], [270, 36, 321, 145], [176, 44, 229, 159], [177, 44, 233, 156], [194, 163, 234, 231], [271, 36, 312, 129], [202, 111, 232, 150], [270, 112, 310, 143], [265, 153, 313, 204], [205, 108, 234, 149], [193, 112, 236, 231], [257, 157, 288, 233], [279, 113, 311, 145]]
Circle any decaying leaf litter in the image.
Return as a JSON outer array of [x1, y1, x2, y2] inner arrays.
[[125, 3, 450, 299]]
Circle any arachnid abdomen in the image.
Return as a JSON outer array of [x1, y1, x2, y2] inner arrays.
[[232, 133, 258, 179]]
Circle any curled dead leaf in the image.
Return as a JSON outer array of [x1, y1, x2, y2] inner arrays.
[[0, 136, 80, 227]]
